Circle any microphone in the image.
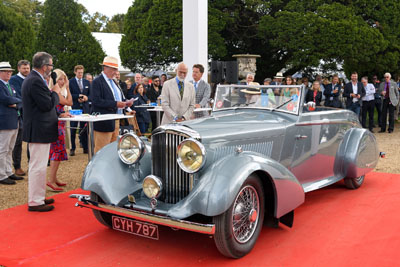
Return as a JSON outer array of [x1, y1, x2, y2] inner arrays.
[[51, 71, 57, 85]]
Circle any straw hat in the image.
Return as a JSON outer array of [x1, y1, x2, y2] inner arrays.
[[0, 62, 14, 71], [274, 72, 284, 79], [100, 56, 119, 69], [241, 82, 261, 94]]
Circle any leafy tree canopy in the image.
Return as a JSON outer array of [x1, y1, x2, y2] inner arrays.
[[0, 4, 36, 67], [36, 0, 105, 77], [120, 0, 400, 79], [3, 0, 43, 32]]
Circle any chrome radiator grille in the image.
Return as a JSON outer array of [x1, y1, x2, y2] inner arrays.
[[152, 131, 191, 204]]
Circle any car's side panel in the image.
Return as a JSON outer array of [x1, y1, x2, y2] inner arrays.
[[334, 128, 379, 178], [167, 152, 305, 219], [81, 141, 152, 205]]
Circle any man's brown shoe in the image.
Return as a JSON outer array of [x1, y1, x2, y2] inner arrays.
[[28, 204, 54, 212], [44, 198, 55, 205], [15, 168, 26, 176]]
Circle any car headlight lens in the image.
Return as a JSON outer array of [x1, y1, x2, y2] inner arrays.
[[177, 138, 206, 173], [117, 133, 145, 164], [143, 175, 163, 199]]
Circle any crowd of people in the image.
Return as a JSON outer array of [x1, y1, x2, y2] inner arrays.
[[1, 50, 399, 212]]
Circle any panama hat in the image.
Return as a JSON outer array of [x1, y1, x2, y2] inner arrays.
[[0, 62, 14, 71], [274, 72, 284, 79], [100, 56, 119, 69], [241, 82, 261, 94]]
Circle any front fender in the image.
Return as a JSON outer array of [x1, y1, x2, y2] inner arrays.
[[81, 140, 151, 205], [168, 152, 304, 218]]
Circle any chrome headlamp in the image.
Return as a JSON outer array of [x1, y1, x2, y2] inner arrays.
[[117, 133, 145, 164], [143, 175, 163, 199], [177, 138, 206, 173]]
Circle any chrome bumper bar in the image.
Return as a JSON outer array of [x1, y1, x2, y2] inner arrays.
[[70, 194, 215, 235]]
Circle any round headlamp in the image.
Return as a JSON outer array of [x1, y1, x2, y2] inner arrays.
[[143, 175, 163, 199], [117, 133, 145, 164], [177, 138, 206, 173]]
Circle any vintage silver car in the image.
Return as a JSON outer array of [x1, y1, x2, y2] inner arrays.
[[72, 84, 379, 258]]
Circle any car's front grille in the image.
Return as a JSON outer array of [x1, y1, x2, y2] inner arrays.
[[152, 131, 191, 204]]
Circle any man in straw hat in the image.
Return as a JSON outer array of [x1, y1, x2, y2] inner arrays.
[[91, 56, 133, 153], [271, 72, 284, 85], [22, 52, 72, 212], [0, 62, 23, 185]]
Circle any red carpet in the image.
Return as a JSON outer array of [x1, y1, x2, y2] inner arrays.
[[1, 172, 400, 266]]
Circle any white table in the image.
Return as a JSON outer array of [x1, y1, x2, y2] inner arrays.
[[136, 105, 212, 126], [60, 114, 133, 160]]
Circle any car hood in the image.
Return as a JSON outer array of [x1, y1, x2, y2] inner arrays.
[[181, 110, 292, 143]]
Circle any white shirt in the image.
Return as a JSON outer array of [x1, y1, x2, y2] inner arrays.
[[17, 72, 26, 79], [362, 83, 375, 101], [352, 82, 358, 103], [102, 72, 122, 101]]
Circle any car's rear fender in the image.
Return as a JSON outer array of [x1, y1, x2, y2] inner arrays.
[[167, 151, 305, 219], [334, 128, 379, 178], [81, 141, 152, 205]]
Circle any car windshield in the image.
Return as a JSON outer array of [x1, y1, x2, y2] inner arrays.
[[213, 85, 303, 115]]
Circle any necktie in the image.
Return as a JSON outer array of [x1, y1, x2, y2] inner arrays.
[[6, 83, 20, 116], [6, 83, 13, 95], [194, 81, 198, 92], [78, 79, 83, 92], [385, 82, 389, 99], [179, 81, 184, 99], [109, 78, 122, 114]]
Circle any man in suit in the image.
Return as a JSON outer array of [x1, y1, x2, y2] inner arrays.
[[190, 64, 210, 118], [161, 62, 195, 125], [343, 71, 365, 116], [69, 65, 90, 156], [115, 71, 128, 98], [9, 60, 30, 176], [271, 72, 284, 85], [378, 73, 399, 133], [91, 56, 133, 153], [22, 52, 71, 212], [324, 74, 342, 108], [0, 62, 23, 185]]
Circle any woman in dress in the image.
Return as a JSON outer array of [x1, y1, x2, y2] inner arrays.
[[133, 84, 151, 134], [305, 81, 323, 106], [281, 75, 298, 98], [47, 69, 72, 192]]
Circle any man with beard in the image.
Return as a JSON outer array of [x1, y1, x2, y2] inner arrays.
[[22, 52, 71, 212], [160, 62, 195, 124]]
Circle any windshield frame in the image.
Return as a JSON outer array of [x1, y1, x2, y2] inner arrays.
[[212, 84, 305, 116]]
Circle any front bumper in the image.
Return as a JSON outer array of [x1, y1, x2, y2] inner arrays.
[[70, 194, 215, 235]]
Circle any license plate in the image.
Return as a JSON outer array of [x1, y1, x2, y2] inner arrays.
[[112, 216, 159, 240]]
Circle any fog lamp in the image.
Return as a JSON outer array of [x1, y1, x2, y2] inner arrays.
[[143, 175, 163, 199], [177, 138, 206, 173], [117, 133, 145, 164]]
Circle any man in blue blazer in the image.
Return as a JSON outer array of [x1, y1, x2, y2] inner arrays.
[[324, 74, 342, 108], [0, 62, 23, 185], [92, 56, 133, 153], [9, 60, 30, 176], [343, 71, 365, 116], [69, 65, 90, 155]]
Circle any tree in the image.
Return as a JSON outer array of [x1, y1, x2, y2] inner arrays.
[[3, 0, 43, 32], [86, 12, 109, 32], [0, 4, 36, 68], [104, 14, 125, 33], [36, 0, 105, 77]]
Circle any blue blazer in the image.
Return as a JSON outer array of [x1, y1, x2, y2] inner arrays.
[[22, 71, 60, 143], [69, 77, 90, 113], [324, 83, 342, 108], [133, 94, 151, 123], [343, 82, 366, 108], [92, 74, 126, 132], [0, 81, 21, 130], [9, 75, 24, 98]]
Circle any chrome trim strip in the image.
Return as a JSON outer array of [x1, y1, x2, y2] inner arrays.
[[295, 120, 357, 126], [76, 200, 215, 235]]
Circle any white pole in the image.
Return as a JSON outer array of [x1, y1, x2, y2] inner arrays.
[[183, 0, 208, 82]]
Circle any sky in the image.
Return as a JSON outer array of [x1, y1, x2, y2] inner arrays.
[[39, 0, 134, 18]]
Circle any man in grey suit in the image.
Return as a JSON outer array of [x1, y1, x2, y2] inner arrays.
[[378, 72, 399, 133], [190, 64, 210, 118], [161, 62, 195, 125]]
